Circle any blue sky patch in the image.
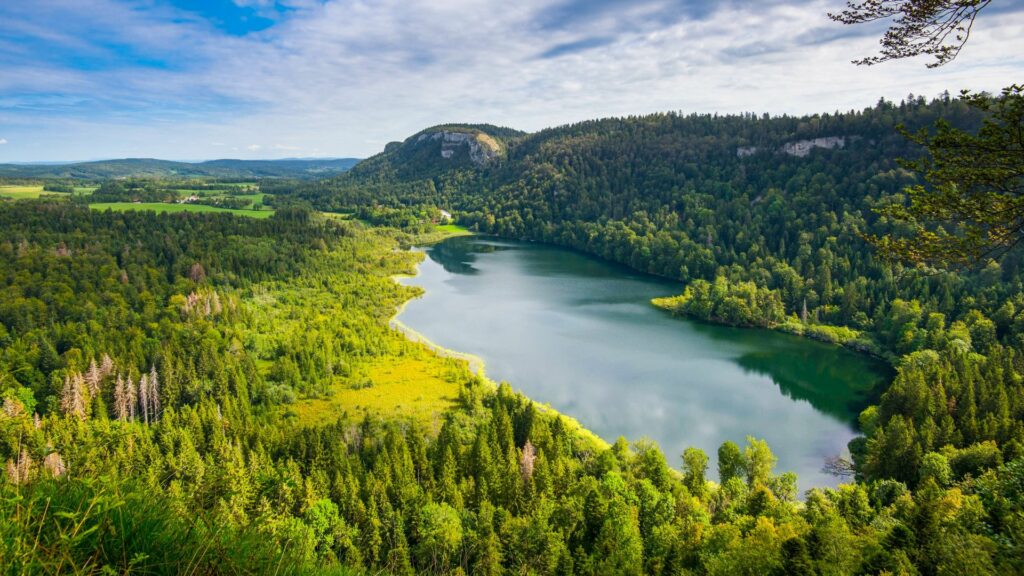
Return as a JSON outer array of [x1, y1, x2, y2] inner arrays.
[[161, 0, 284, 36]]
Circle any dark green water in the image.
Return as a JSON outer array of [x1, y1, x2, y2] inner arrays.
[[397, 236, 892, 490]]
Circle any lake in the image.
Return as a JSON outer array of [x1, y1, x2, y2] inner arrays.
[[396, 235, 892, 491]]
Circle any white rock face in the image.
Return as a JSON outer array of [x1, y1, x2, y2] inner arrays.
[[737, 146, 758, 158], [781, 136, 845, 157], [416, 130, 500, 165]]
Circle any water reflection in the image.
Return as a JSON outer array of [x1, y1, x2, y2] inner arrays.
[[735, 351, 887, 424], [401, 235, 892, 490], [426, 237, 515, 274]]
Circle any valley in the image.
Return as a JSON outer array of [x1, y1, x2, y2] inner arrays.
[[2, 1, 1022, 572]]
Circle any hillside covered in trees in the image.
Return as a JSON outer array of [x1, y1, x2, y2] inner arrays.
[[0, 193, 1015, 573], [1, 93, 1022, 576], [4, 0, 1022, 570], [0, 197, 1019, 574], [272, 94, 1024, 571]]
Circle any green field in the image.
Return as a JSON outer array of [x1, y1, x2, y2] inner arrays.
[[434, 223, 470, 234], [0, 184, 96, 199], [228, 192, 266, 206], [0, 185, 59, 199], [171, 188, 265, 207], [218, 182, 258, 189], [409, 222, 473, 245], [90, 202, 274, 218]]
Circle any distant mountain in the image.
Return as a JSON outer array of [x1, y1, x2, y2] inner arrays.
[[272, 124, 525, 206], [0, 157, 361, 179], [349, 124, 526, 180], [293, 98, 987, 287]]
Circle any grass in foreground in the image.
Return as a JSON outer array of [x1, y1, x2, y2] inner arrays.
[[89, 202, 274, 218], [0, 478, 319, 575]]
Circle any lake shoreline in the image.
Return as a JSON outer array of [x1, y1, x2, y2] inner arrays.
[[389, 235, 611, 451], [389, 272, 489, 377], [388, 233, 893, 490], [391, 228, 488, 375], [650, 298, 896, 366], [472, 229, 895, 368]]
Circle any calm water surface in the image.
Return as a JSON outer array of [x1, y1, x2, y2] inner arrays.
[[397, 236, 891, 490]]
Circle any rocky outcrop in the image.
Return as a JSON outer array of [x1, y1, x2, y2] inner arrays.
[[415, 130, 501, 166], [738, 137, 851, 159], [780, 136, 845, 157]]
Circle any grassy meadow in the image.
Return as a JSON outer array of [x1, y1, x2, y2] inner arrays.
[[434, 223, 471, 234], [0, 185, 61, 199], [89, 201, 275, 218], [289, 349, 464, 429]]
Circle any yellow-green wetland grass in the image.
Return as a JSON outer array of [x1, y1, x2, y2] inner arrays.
[[290, 225, 478, 428], [289, 346, 466, 429]]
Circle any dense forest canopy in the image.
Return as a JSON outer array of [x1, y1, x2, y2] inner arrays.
[[228, 92, 1024, 572], [2, 198, 1022, 574], [3, 0, 1022, 571]]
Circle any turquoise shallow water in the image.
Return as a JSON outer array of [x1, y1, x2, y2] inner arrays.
[[397, 236, 891, 491]]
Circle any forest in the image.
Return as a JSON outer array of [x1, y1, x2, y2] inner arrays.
[[273, 91, 1024, 572], [3, 99, 1024, 574], [4, 0, 1022, 572], [0, 199, 1015, 575]]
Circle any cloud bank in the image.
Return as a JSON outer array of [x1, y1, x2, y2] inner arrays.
[[0, 0, 1022, 161]]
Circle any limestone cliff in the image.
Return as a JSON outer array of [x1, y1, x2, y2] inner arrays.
[[780, 136, 845, 157], [414, 130, 502, 166]]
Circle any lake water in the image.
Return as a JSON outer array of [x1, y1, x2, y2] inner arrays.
[[396, 236, 891, 491]]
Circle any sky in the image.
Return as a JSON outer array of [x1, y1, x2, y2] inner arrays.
[[1, 0, 1022, 162]]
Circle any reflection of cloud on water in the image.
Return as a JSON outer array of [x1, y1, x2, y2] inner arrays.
[[404, 235, 885, 492]]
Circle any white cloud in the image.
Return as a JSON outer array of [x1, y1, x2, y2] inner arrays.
[[2, 0, 1023, 161], [195, 0, 1021, 152], [273, 143, 300, 151], [0, 138, 7, 145]]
